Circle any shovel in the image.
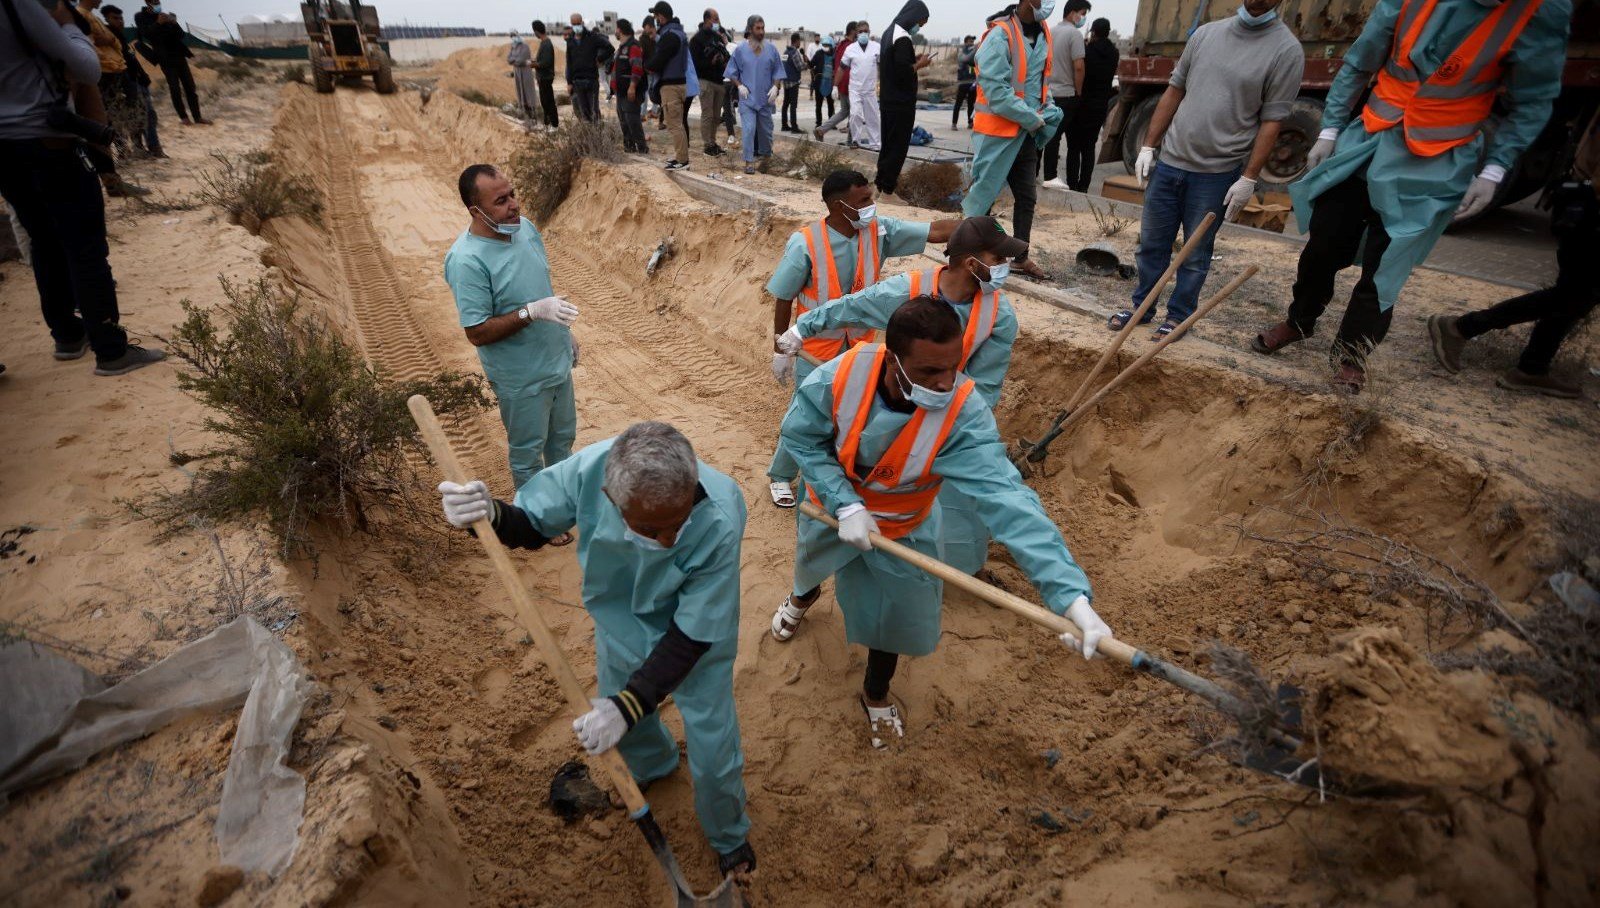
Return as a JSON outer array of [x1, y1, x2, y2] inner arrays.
[[1011, 264, 1258, 469], [795, 501, 1321, 788], [408, 396, 742, 908]]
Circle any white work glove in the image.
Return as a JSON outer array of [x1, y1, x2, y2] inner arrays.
[[771, 352, 795, 385], [572, 697, 628, 754], [1222, 176, 1257, 222], [836, 503, 878, 552], [527, 295, 580, 326], [1059, 595, 1112, 660], [1453, 165, 1504, 222], [1135, 146, 1156, 187], [439, 480, 492, 528], [737, 84, 750, 100], [775, 326, 803, 355], [766, 84, 780, 105], [1305, 127, 1338, 171]]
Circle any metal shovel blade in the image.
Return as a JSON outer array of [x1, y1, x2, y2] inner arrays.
[[633, 809, 744, 907]]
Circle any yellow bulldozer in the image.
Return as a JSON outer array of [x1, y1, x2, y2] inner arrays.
[[301, 0, 395, 94]]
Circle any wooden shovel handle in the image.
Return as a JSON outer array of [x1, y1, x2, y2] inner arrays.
[[796, 500, 1140, 666], [407, 395, 649, 816]]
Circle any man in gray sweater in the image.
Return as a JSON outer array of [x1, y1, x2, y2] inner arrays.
[[1109, 0, 1303, 339]]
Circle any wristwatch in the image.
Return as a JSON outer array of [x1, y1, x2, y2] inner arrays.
[[517, 305, 531, 322]]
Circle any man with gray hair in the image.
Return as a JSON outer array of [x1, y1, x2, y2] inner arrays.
[[436, 421, 756, 878]]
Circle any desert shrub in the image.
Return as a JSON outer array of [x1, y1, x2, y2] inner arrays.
[[281, 63, 307, 85], [152, 278, 489, 554], [777, 141, 848, 182], [196, 55, 263, 82], [454, 88, 498, 107], [894, 162, 963, 211], [196, 150, 323, 232], [1086, 198, 1135, 237], [508, 119, 624, 224]]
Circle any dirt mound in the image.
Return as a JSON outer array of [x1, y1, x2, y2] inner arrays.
[[411, 43, 568, 110]]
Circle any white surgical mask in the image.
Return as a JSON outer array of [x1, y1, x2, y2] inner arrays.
[[1236, 4, 1278, 25], [893, 353, 956, 411], [857, 32, 869, 46], [573, 23, 586, 33], [843, 201, 876, 228], [624, 511, 693, 551], [1037, 0, 1058, 19], [475, 207, 520, 236], [972, 260, 1010, 291]]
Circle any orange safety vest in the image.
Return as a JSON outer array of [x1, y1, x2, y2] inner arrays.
[[1360, 0, 1544, 157], [806, 344, 977, 539], [905, 266, 1001, 368], [973, 15, 1052, 138], [797, 218, 881, 362]]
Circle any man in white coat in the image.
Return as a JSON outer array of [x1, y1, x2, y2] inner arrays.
[[841, 22, 881, 151]]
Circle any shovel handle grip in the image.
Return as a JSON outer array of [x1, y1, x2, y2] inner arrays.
[[407, 395, 649, 816]]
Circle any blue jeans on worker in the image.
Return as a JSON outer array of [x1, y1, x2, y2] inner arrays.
[[1131, 160, 1239, 323], [739, 101, 773, 162]]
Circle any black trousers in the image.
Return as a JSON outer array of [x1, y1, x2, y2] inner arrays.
[[951, 82, 975, 127], [1040, 96, 1079, 182], [1457, 220, 1599, 375], [813, 89, 833, 124], [159, 58, 201, 122], [875, 102, 916, 195], [0, 140, 127, 362], [1065, 97, 1108, 192], [781, 83, 800, 130], [864, 648, 900, 701], [1287, 173, 1395, 366], [537, 76, 559, 126], [1007, 134, 1040, 259]]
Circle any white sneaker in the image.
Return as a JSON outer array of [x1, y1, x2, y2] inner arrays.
[[1042, 177, 1070, 190]]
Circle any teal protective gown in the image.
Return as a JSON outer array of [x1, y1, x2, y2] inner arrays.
[[794, 272, 1019, 573], [961, 17, 1059, 219], [513, 439, 750, 853], [1289, 0, 1569, 309], [783, 349, 1091, 656]]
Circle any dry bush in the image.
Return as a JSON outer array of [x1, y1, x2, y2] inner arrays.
[[195, 55, 265, 82], [508, 119, 624, 224], [776, 141, 848, 182], [195, 150, 323, 231], [1087, 197, 1135, 237], [145, 278, 489, 555], [281, 64, 307, 85], [894, 162, 964, 211], [1435, 601, 1600, 718], [454, 88, 498, 107]]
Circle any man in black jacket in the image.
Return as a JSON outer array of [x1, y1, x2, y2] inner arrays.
[[645, 1, 692, 169], [875, 0, 931, 195], [150, 7, 205, 124], [565, 12, 612, 122], [689, 8, 730, 156], [531, 20, 559, 127]]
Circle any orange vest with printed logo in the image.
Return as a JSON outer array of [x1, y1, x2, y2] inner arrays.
[[1360, 0, 1544, 157], [806, 344, 977, 539], [797, 218, 881, 362], [973, 15, 1051, 138]]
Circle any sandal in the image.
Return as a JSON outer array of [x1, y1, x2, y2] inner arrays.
[[1251, 321, 1307, 355], [1106, 309, 1149, 332], [1152, 319, 1181, 341], [1331, 362, 1366, 395], [861, 696, 904, 750], [718, 842, 757, 877], [1014, 258, 1048, 280], [770, 593, 812, 642], [548, 532, 575, 547], [768, 481, 797, 509]]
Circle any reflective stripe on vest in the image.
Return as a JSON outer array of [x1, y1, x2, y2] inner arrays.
[[905, 266, 1000, 369], [1360, 0, 1543, 157], [797, 217, 881, 361], [816, 343, 977, 539], [972, 16, 1052, 139]]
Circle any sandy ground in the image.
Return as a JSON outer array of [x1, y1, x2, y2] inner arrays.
[[2, 50, 1598, 907]]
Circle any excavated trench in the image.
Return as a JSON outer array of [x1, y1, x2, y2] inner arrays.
[[253, 85, 1594, 906]]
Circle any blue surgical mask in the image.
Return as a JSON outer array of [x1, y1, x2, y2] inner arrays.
[[1236, 4, 1278, 26], [573, 23, 586, 33], [908, 24, 921, 36], [624, 511, 693, 551], [857, 33, 869, 47], [973, 261, 1010, 291], [893, 354, 956, 411], [1037, 0, 1058, 19], [475, 207, 520, 236], [150, 3, 161, 10]]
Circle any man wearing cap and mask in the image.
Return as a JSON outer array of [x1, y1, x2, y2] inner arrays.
[[960, 0, 1062, 279], [724, 14, 785, 174], [436, 421, 756, 878], [762, 169, 959, 510], [769, 297, 1108, 748], [445, 165, 581, 507], [1256, 0, 1569, 394], [777, 215, 1024, 575]]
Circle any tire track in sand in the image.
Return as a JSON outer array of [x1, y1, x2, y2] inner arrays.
[[309, 94, 499, 475]]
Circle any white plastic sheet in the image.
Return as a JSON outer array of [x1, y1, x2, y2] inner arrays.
[[0, 617, 309, 876]]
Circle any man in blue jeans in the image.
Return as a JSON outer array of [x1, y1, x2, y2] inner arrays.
[[1111, 0, 1303, 340]]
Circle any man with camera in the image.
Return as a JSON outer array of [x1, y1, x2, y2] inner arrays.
[[1, 0, 166, 376]]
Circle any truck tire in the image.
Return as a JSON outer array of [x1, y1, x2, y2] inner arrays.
[[309, 45, 334, 94], [1121, 93, 1162, 174], [374, 60, 396, 94], [1259, 96, 1324, 190]]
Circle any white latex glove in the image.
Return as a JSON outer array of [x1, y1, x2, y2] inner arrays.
[[1059, 595, 1112, 660], [571, 336, 581, 366], [766, 85, 780, 105], [527, 295, 580, 326], [737, 84, 750, 100], [572, 697, 628, 755], [1305, 128, 1339, 171], [836, 503, 878, 552], [775, 326, 803, 355], [1453, 166, 1504, 222], [1135, 146, 1156, 187], [771, 352, 795, 385], [439, 480, 491, 528], [1222, 176, 1257, 222]]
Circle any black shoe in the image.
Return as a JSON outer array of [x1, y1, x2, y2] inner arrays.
[[718, 842, 756, 877], [665, 160, 689, 171], [54, 337, 90, 360], [93, 343, 166, 376]]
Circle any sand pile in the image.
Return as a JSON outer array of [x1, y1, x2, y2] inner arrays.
[[413, 44, 568, 110]]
